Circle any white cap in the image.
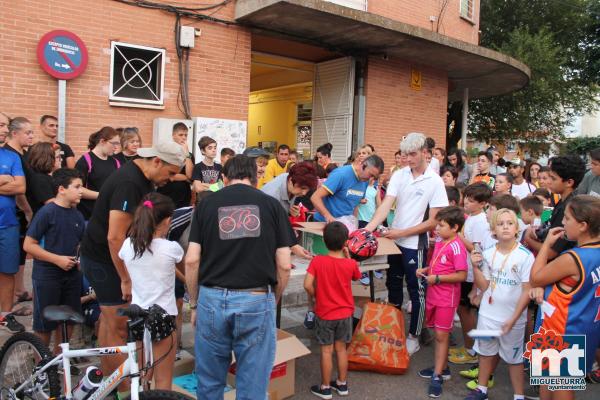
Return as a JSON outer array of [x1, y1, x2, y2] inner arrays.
[[137, 141, 186, 168]]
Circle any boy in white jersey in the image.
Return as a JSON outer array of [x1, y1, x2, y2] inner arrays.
[[464, 209, 534, 400]]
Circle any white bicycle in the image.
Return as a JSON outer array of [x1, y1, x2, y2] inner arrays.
[[0, 304, 191, 400]]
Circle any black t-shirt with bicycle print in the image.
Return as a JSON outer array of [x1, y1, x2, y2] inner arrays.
[[188, 183, 296, 289]]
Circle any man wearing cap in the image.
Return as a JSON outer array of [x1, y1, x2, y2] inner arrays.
[[507, 157, 536, 199], [80, 141, 184, 389]]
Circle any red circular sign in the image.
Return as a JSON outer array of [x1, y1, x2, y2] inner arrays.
[[37, 30, 88, 80]]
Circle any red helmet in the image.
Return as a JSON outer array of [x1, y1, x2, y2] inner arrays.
[[347, 229, 378, 262]]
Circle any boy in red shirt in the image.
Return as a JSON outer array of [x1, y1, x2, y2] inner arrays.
[[304, 222, 361, 399], [416, 206, 468, 398]]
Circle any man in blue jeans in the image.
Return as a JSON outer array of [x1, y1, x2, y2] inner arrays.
[[185, 155, 295, 400], [366, 132, 448, 356]]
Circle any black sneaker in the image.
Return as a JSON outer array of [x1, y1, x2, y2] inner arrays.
[[419, 366, 451, 380], [0, 314, 25, 333], [330, 381, 349, 396], [428, 375, 443, 398], [310, 385, 332, 399]]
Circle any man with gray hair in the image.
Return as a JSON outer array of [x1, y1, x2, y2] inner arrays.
[[366, 132, 448, 356], [0, 112, 26, 333]]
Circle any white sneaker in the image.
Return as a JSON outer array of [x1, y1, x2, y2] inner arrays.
[[406, 335, 421, 356]]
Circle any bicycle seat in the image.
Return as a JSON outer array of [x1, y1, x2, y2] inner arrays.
[[43, 305, 85, 324]]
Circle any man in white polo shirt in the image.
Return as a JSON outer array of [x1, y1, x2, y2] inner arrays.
[[366, 132, 448, 355]]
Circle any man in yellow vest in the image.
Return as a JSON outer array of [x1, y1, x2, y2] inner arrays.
[[263, 144, 291, 184]]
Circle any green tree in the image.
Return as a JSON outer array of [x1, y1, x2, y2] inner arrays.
[[446, 0, 599, 149]]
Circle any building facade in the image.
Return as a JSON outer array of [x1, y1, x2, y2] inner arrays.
[[0, 0, 528, 169]]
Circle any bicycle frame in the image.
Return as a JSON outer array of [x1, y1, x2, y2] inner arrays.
[[14, 341, 142, 400]]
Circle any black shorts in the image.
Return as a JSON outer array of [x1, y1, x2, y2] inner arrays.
[[81, 255, 126, 306], [315, 316, 353, 345], [32, 274, 82, 332], [460, 281, 477, 309], [131, 305, 176, 342]]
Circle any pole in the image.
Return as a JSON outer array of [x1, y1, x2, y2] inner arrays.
[[58, 79, 66, 143], [460, 88, 469, 150]]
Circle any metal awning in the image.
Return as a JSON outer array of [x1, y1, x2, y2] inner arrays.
[[235, 0, 530, 101]]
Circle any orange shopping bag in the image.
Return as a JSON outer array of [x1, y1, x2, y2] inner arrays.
[[348, 301, 410, 374]]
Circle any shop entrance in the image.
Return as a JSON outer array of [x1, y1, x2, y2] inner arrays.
[[248, 36, 355, 163]]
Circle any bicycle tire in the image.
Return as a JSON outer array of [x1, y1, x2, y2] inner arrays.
[[0, 332, 61, 400], [136, 389, 194, 400]]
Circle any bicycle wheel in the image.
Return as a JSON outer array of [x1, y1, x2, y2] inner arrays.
[[138, 389, 193, 400], [0, 332, 61, 400]]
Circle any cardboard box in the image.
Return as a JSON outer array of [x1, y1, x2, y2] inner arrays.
[[297, 222, 401, 258], [171, 350, 237, 399], [227, 329, 311, 399]]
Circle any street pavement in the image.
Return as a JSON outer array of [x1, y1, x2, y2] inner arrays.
[[2, 262, 599, 399]]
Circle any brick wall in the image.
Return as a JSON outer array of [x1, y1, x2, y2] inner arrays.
[[369, 0, 480, 45], [363, 57, 448, 173], [0, 0, 250, 156]]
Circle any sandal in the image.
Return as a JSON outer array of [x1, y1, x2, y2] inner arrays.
[[11, 304, 32, 316], [15, 291, 33, 303]]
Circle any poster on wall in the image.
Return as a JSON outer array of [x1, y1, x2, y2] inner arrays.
[[297, 124, 312, 159], [193, 117, 247, 163]]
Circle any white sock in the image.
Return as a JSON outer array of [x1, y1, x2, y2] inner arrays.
[[336, 379, 347, 385], [477, 385, 488, 394], [514, 395, 524, 400]]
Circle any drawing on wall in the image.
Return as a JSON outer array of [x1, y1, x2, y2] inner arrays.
[[193, 117, 247, 163], [296, 124, 312, 158], [297, 125, 311, 145]]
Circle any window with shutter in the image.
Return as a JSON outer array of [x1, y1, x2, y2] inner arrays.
[[324, 0, 367, 11], [460, 0, 475, 23], [311, 57, 355, 164]]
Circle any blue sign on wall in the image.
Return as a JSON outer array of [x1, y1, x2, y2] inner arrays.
[[37, 30, 88, 80]]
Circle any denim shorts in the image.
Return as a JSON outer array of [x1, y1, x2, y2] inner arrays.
[[33, 274, 82, 332], [0, 225, 20, 274], [315, 316, 353, 345]]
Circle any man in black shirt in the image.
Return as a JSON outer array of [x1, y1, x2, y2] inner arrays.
[[185, 155, 294, 399], [80, 141, 185, 387], [524, 155, 586, 257], [39, 115, 75, 168]]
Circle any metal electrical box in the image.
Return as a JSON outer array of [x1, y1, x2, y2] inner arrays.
[[152, 118, 195, 156], [179, 26, 195, 48]]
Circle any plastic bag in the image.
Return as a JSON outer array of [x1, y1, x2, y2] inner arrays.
[[348, 302, 410, 374]]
